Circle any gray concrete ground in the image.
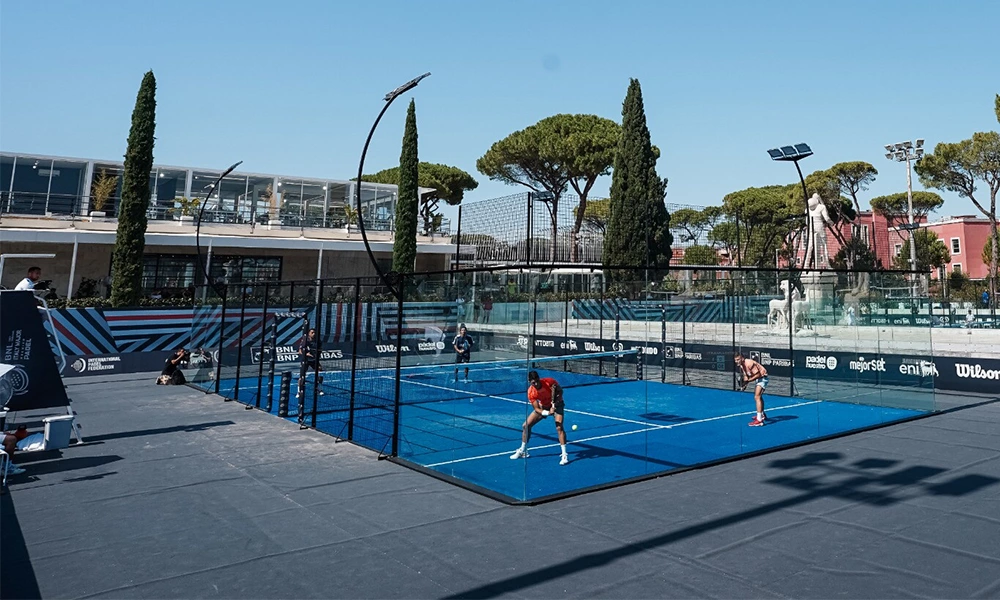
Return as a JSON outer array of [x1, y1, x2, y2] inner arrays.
[[2, 372, 999, 599]]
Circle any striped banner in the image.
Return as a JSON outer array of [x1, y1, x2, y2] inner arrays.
[[43, 308, 117, 356]]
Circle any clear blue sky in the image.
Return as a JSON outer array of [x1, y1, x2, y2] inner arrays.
[[2, 0, 998, 224]]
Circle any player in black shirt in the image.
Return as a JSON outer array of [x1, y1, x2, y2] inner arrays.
[[297, 329, 324, 398], [453, 325, 474, 382]]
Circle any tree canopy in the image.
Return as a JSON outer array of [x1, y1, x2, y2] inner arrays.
[[110, 71, 156, 307], [681, 244, 718, 266], [362, 162, 478, 236], [915, 131, 1000, 304], [671, 206, 724, 244], [827, 161, 878, 214], [576, 197, 610, 236], [391, 99, 419, 274], [362, 162, 478, 206], [870, 191, 945, 228], [603, 79, 672, 281], [477, 114, 620, 261], [893, 228, 950, 272], [717, 184, 800, 268]]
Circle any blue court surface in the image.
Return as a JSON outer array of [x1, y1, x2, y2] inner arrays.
[[202, 358, 929, 503]]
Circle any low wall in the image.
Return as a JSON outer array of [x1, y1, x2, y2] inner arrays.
[[44, 304, 999, 395]]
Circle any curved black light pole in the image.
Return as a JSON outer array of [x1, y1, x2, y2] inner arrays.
[[195, 161, 243, 298], [355, 72, 431, 300]]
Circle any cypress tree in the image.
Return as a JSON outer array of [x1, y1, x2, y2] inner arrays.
[[392, 99, 419, 274], [604, 78, 672, 285], [110, 71, 156, 307]]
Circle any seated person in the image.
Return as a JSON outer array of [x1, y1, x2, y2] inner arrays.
[[2, 425, 30, 475], [157, 348, 188, 385]]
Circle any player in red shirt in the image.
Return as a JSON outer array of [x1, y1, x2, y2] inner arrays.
[[510, 370, 569, 465]]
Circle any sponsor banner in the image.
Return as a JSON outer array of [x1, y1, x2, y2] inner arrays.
[[61, 351, 174, 378], [1, 291, 70, 410], [861, 314, 936, 327]]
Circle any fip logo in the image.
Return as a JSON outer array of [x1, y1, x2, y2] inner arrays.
[[71, 358, 87, 373]]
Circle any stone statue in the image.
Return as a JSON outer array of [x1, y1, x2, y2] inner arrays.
[[803, 193, 833, 268], [767, 280, 812, 332]]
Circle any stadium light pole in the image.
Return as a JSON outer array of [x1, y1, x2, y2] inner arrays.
[[767, 144, 813, 267], [195, 161, 243, 298], [355, 72, 431, 300], [884, 140, 925, 297]]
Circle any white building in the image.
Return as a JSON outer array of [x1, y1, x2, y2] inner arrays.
[[0, 152, 456, 297]]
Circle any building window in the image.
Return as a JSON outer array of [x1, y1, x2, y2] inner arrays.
[[140, 254, 282, 293], [951, 237, 961, 254], [953, 263, 962, 274], [894, 244, 902, 257]]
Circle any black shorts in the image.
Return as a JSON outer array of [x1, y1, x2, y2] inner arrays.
[[455, 353, 471, 364]]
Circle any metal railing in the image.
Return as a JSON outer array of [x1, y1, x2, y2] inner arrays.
[[1, 192, 451, 235]]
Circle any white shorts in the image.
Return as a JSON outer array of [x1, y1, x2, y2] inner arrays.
[[756, 377, 769, 390]]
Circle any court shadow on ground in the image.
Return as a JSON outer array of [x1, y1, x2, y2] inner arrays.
[[0, 492, 41, 600], [443, 451, 1000, 599], [638, 412, 695, 424], [569, 443, 687, 469], [7, 455, 123, 479], [82, 420, 235, 443]]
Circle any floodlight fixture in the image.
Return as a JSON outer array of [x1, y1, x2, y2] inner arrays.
[[884, 144, 894, 152], [883, 138, 924, 296], [766, 143, 812, 162], [384, 72, 431, 102]]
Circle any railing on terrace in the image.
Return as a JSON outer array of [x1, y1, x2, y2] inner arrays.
[[0, 192, 451, 236]]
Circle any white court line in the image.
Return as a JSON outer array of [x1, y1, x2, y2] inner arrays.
[[423, 399, 823, 468], [393, 376, 663, 429]]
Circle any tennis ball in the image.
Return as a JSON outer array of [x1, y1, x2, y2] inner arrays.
[[572, 424, 578, 431]]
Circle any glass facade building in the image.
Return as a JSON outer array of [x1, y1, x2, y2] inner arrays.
[[0, 151, 424, 233]]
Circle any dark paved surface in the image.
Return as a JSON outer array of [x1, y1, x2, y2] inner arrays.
[[3, 373, 999, 599]]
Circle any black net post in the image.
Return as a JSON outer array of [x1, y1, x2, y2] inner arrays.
[[214, 289, 227, 396], [310, 279, 324, 429], [265, 314, 277, 413], [660, 306, 667, 384], [731, 277, 738, 391], [297, 315, 309, 427], [348, 280, 360, 441], [526, 192, 533, 265], [787, 262, 795, 396], [682, 303, 688, 385], [391, 275, 405, 457], [255, 283, 269, 410], [531, 296, 538, 359], [288, 282, 296, 312], [278, 370, 290, 417], [635, 348, 643, 381], [614, 306, 621, 378], [233, 285, 248, 404], [563, 289, 569, 369]]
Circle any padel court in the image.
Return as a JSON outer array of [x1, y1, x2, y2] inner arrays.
[[202, 350, 931, 503]]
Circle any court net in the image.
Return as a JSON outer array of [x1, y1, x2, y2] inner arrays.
[[397, 349, 640, 404]]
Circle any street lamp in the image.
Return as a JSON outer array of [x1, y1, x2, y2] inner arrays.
[[884, 139, 925, 297], [355, 73, 431, 300], [195, 161, 244, 298], [767, 143, 813, 266]]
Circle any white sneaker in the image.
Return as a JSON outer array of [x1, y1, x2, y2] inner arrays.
[[559, 454, 569, 466], [510, 448, 529, 460], [6, 463, 25, 475]]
